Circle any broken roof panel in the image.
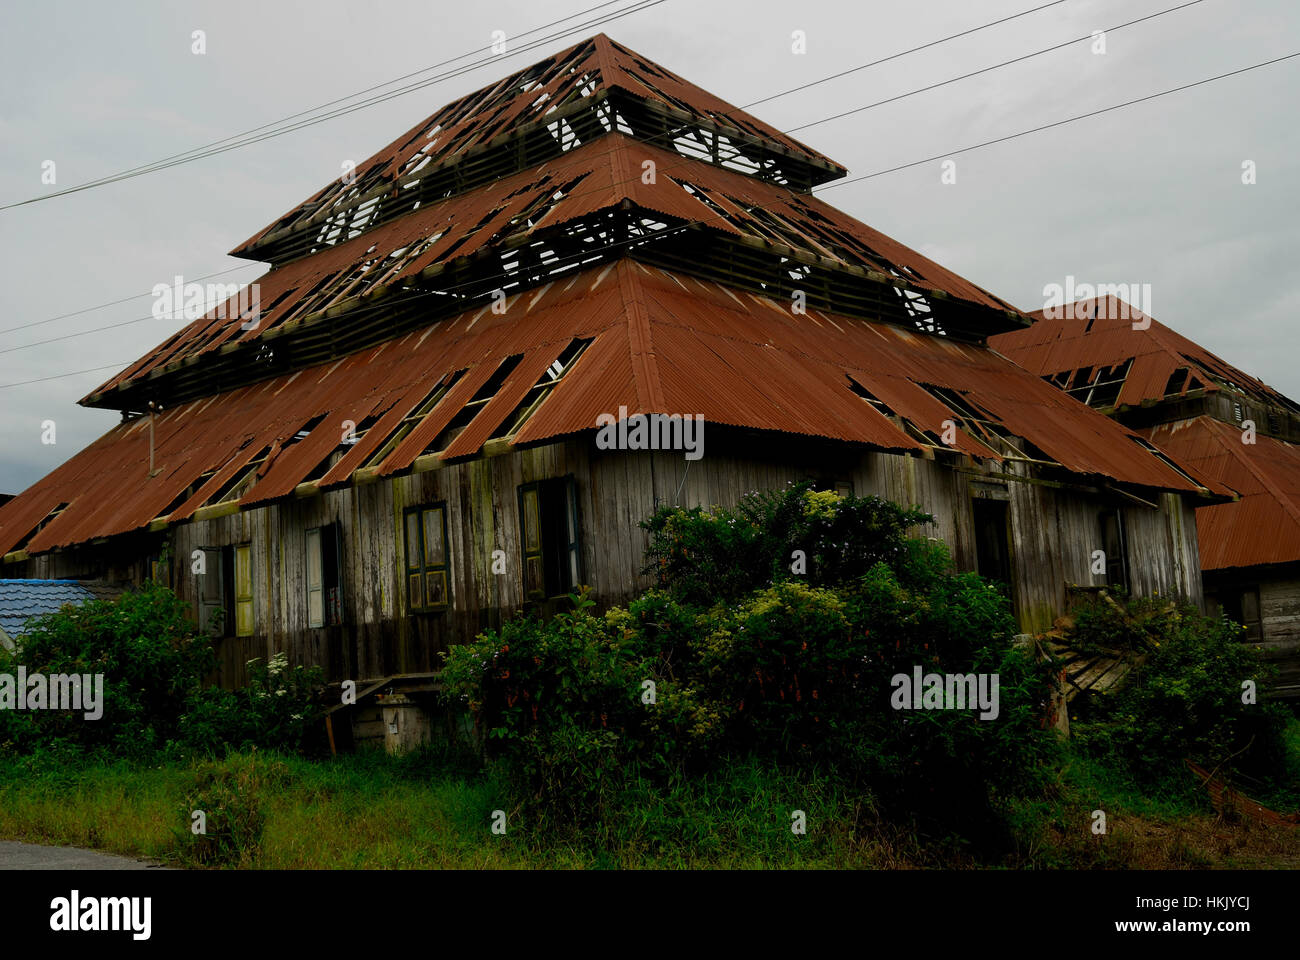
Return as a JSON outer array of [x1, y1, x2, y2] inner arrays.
[[86, 134, 1020, 406], [991, 296, 1298, 412]]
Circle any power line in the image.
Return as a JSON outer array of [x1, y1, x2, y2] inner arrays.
[[0, 312, 193, 356], [83, 0, 631, 185], [823, 51, 1299, 190], [741, 0, 1073, 109], [0, 263, 261, 337], [5, 0, 1183, 342], [3, 0, 1211, 355], [4, 0, 1070, 336], [6, 49, 1293, 390], [0, 362, 132, 390], [787, 0, 1209, 135], [0, 0, 668, 211]]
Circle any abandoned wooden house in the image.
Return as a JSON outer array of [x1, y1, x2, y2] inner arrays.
[[991, 295, 1300, 697], [0, 35, 1228, 746]]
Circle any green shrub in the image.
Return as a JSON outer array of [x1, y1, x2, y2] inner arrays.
[[173, 754, 276, 867], [441, 587, 650, 820], [445, 496, 1059, 843], [641, 482, 932, 604], [1068, 595, 1289, 788], [0, 581, 215, 757]]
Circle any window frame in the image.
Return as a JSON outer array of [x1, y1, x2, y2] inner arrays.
[[197, 546, 224, 637], [1098, 509, 1131, 594], [403, 502, 450, 613], [517, 476, 582, 602], [971, 494, 1013, 597], [1213, 584, 1263, 641], [305, 524, 344, 628]]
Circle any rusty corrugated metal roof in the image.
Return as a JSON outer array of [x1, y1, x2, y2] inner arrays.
[[990, 295, 1296, 411], [2, 262, 1215, 558], [1146, 416, 1300, 570]]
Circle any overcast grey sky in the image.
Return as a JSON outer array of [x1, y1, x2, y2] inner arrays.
[[1, 0, 1297, 495]]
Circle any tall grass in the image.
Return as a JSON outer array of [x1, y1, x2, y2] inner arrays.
[[0, 737, 1296, 869]]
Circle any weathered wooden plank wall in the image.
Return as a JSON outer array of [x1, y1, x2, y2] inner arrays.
[[1258, 573, 1300, 696], [14, 429, 1204, 685], [1206, 565, 1300, 698]]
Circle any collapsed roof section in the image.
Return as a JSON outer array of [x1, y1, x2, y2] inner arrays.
[[232, 34, 846, 266], [991, 295, 1299, 416], [1, 261, 1217, 559], [84, 132, 1024, 411], [1146, 417, 1300, 570]]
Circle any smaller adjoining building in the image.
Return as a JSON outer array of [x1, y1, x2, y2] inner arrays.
[[991, 295, 1300, 697], [0, 579, 123, 650]]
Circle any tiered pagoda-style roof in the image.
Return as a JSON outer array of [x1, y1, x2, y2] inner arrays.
[[0, 36, 1221, 560], [83, 34, 1027, 413]]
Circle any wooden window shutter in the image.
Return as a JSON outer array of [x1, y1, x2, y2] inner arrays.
[[519, 484, 544, 600], [404, 508, 424, 611], [234, 544, 254, 637], [422, 505, 449, 609], [306, 527, 324, 628], [404, 504, 450, 612]]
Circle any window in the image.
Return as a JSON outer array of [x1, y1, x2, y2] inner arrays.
[[490, 338, 593, 440], [426, 355, 524, 454], [972, 497, 1012, 593], [809, 477, 853, 498], [306, 524, 343, 627], [195, 545, 253, 638], [234, 544, 254, 637], [363, 370, 465, 469], [198, 547, 224, 637], [1211, 585, 1262, 641], [918, 382, 1040, 459], [203, 446, 274, 506], [404, 503, 449, 612], [518, 476, 582, 601], [11, 502, 69, 552], [1066, 358, 1132, 408], [845, 375, 941, 446], [1129, 436, 1200, 486], [1098, 510, 1130, 593]]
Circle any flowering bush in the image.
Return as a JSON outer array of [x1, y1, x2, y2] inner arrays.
[[179, 652, 326, 756]]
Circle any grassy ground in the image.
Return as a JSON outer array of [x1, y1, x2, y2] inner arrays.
[[1, 734, 1297, 869]]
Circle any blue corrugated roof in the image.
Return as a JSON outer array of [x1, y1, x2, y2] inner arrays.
[[0, 580, 99, 642]]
